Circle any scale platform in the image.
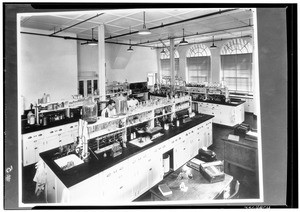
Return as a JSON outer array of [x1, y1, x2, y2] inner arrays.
[[129, 138, 153, 148]]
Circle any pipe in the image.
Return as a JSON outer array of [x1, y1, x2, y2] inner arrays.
[[105, 8, 239, 40], [137, 25, 253, 46], [21, 31, 153, 48], [50, 13, 105, 36]]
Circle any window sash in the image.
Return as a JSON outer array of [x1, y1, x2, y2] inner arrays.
[[160, 58, 179, 78], [221, 53, 252, 92], [187, 56, 210, 83]]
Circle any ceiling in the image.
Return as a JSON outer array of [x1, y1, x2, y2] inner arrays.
[[20, 8, 254, 48]]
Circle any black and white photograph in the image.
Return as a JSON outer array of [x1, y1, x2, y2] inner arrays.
[[3, 2, 297, 210]]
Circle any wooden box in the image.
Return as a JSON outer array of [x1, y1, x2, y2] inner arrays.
[[200, 160, 225, 183]]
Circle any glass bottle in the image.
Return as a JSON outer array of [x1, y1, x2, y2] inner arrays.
[[82, 96, 98, 123]]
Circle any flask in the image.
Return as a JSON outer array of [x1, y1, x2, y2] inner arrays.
[[27, 111, 35, 125], [82, 96, 98, 123]]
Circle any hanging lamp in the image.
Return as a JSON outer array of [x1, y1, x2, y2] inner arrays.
[[210, 36, 217, 49], [161, 48, 166, 54], [81, 28, 98, 46], [127, 39, 134, 52], [179, 28, 188, 45], [138, 11, 151, 35]]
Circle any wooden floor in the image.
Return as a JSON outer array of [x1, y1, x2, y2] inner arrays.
[[22, 113, 259, 203]]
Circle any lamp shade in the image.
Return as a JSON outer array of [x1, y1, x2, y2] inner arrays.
[[127, 46, 134, 52]]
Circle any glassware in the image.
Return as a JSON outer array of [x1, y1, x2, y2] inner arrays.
[[82, 96, 98, 124]]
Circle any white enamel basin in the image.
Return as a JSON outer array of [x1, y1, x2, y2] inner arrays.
[[54, 154, 84, 171]]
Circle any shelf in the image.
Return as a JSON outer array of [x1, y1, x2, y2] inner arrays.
[[88, 127, 125, 139], [39, 107, 67, 113], [175, 106, 190, 112], [126, 118, 152, 128], [154, 112, 173, 119]]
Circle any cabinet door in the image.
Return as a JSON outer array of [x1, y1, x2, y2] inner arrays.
[[137, 153, 149, 195], [60, 132, 73, 146], [46, 166, 56, 203], [23, 131, 44, 166], [206, 121, 213, 147], [100, 167, 118, 202], [112, 163, 133, 202], [23, 139, 36, 166], [189, 128, 198, 159], [130, 156, 141, 199], [174, 139, 189, 170], [44, 135, 60, 151], [147, 153, 163, 188]]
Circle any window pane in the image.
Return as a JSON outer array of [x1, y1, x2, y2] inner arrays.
[[187, 56, 210, 83], [221, 53, 252, 92]]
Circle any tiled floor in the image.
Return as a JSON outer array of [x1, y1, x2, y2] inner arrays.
[[22, 113, 259, 203]]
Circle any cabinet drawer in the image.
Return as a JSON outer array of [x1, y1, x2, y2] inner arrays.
[[44, 126, 66, 137], [65, 122, 79, 132], [23, 131, 44, 142]]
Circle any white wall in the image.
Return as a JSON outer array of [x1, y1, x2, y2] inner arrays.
[[20, 28, 78, 109], [78, 43, 159, 84]]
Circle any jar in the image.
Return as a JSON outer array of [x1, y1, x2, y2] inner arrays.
[[27, 111, 35, 125], [82, 97, 98, 124]]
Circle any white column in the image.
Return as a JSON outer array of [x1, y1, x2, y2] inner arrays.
[[98, 24, 106, 101], [170, 38, 175, 92]]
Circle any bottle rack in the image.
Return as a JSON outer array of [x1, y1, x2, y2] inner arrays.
[[86, 95, 192, 143]]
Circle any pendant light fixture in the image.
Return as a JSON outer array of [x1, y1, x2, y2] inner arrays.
[[138, 11, 151, 35], [127, 39, 134, 52], [81, 28, 97, 46], [210, 36, 217, 49], [161, 48, 166, 54], [179, 28, 188, 45]]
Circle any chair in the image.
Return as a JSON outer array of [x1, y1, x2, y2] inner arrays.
[[227, 180, 240, 199]]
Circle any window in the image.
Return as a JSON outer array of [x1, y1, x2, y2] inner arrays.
[[186, 44, 211, 83], [160, 49, 179, 80], [221, 38, 253, 93]]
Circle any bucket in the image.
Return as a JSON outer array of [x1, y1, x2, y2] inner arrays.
[[163, 154, 170, 173]]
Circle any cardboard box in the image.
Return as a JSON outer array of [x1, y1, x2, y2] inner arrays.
[[200, 160, 225, 183]]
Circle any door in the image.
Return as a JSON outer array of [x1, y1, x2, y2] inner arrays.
[[79, 80, 84, 96]]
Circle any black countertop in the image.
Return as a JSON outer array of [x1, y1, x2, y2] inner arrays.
[[22, 117, 80, 134], [40, 114, 214, 188], [192, 99, 245, 107]]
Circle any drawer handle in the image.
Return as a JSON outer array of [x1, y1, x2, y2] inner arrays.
[[70, 126, 73, 128], [149, 168, 152, 171], [39, 134, 42, 136], [28, 136, 32, 139], [50, 131, 54, 133], [35, 147, 37, 149], [59, 129, 62, 131], [120, 186, 123, 189]]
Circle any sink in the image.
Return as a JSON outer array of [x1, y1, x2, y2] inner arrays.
[[54, 154, 84, 171]]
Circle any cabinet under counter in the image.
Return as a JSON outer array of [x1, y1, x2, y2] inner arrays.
[[40, 114, 214, 204]]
